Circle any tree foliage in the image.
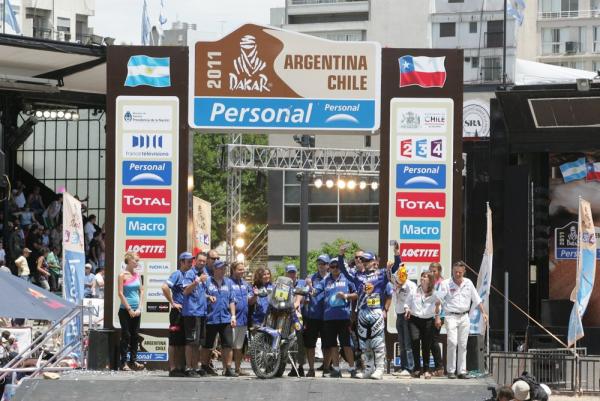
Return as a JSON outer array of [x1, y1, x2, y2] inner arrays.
[[192, 133, 268, 246]]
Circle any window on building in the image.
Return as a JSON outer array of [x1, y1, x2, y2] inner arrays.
[[542, 26, 585, 55], [486, 20, 503, 47], [594, 27, 600, 52], [439, 22, 456, 38], [482, 57, 501, 82], [471, 57, 479, 68], [282, 172, 379, 224], [57, 17, 71, 41], [540, 0, 579, 18], [448, 0, 464, 3], [311, 30, 365, 41], [469, 22, 477, 33]]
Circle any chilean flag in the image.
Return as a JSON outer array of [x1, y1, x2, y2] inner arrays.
[[399, 55, 447, 88], [586, 162, 600, 181]]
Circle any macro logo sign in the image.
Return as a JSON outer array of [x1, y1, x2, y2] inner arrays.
[[396, 164, 446, 189], [399, 243, 441, 263], [122, 161, 172, 186], [397, 136, 446, 161], [122, 133, 173, 159], [190, 23, 380, 132], [396, 192, 446, 218], [125, 239, 167, 259], [125, 217, 167, 237], [400, 221, 441, 240], [122, 189, 171, 214]]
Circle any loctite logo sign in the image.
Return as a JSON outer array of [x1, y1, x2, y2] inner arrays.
[[399, 243, 441, 263], [122, 189, 171, 214], [125, 239, 167, 259], [396, 192, 445, 217]]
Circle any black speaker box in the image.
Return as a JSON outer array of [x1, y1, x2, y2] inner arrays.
[[88, 329, 114, 370]]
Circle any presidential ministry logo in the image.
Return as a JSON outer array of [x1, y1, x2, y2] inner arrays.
[[399, 111, 420, 129], [230, 35, 270, 92], [124, 111, 133, 122]]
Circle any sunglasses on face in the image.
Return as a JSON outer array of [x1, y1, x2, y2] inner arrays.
[[208, 256, 220, 260], [354, 256, 362, 260], [329, 264, 339, 269]]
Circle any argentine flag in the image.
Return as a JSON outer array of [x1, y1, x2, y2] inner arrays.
[[124, 55, 171, 88], [559, 157, 587, 183]]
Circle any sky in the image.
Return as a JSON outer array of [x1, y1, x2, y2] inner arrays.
[[91, 0, 284, 45]]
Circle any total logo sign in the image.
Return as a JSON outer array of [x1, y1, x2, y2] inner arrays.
[[396, 164, 446, 189], [397, 136, 446, 161], [122, 189, 171, 214], [125, 239, 167, 259], [396, 192, 445, 218], [399, 243, 441, 263], [122, 161, 172, 186]]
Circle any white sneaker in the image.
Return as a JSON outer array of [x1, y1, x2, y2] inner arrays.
[[357, 370, 372, 379], [371, 369, 384, 380], [399, 369, 411, 377]]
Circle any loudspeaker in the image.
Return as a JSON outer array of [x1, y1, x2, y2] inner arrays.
[[467, 335, 485, 372], [88, 329, 113, 370], [541, 299, 572, 327]]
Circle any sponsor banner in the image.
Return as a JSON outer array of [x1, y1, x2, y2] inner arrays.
[[400, 220, 441, 240], [396, 163, 446, 189], [192, 197, 211, 253], [396, 192, 446, 218], [399, 243, 441, 263], [147, 302, 170, 313], [122, 133, 173, 159], [146, 261, 171, 274], [126, 217, 168, 236], [122, 161, 172, 186], [125, 239, 167, 259], [554, 222, 600, 260], [463, 99, 490, 138], [122, 104, 173, 131], [137, 333, 169, 361], [397, 136, 446, 161], [122, 189, 172, 214], [146, 274, 171, 288], [146, 288, 166, 301], [189, 23, 380, 133], [396, 108, 448, 134]]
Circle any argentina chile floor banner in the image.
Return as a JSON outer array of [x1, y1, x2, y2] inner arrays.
[[62, 192, 85, 361]]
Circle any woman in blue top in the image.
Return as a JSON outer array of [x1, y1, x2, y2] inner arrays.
[[118, 252, 143, 371], [250, 267, 272, 327]]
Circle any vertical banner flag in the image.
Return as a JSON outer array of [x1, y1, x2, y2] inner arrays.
[[3, 0, 21, 34], [470, 204, 493, 334], [62, 192, 85, 359], [568, 198, 596, 347]]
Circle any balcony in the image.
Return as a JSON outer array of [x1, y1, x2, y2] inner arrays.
[[290, 0, 366, 4], [32, 27, 52, 40], [541, 41, 583, 55], [538, 9, 600, 20], [287, 0, 369, 17]]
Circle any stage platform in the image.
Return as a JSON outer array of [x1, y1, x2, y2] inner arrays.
[[13, 369, 496, 401]]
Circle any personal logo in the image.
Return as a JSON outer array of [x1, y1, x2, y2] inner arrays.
[[124, 55, 171, 88], [122, 161, 172, 186], [230, 34, 270, 92], [395, 192, 446, 218], [125, 239, 167, 259], [399, 243, 441, 263], [125, 217, 167, 237], [122, 189, 171, 214], [399, 221, 441, 240], [397, 137, 446, 161], [396, 164, 446, 189], [122, 133, 172, 159]]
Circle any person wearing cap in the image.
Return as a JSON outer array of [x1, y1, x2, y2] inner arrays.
[[162, 252, 194, 377], [15, 248, 32, 282], [512, 380, 530, 401], [435, 261, 487, 379], [83, 263, 96, 298], [302, 254, 330, 377], [311, 256, 358, 378], [339, 244, 397, 380], [201, 260, 237, 377], [284, 264, 307, 376], [182, 251, 209, 376], [230, 261, 253, 376]]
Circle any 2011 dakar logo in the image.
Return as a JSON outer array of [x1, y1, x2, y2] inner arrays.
[[229, 35, 270, 93]]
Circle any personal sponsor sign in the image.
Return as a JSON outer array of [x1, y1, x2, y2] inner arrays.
[[189, 23, 380, 133], [113, 96, 179, 329], [388, 98, 454, 279], [137, 333, 169, 362], [554, 221, 600, 260]]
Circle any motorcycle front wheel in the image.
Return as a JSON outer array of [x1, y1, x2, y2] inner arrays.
[[249, 332, 285, 379]]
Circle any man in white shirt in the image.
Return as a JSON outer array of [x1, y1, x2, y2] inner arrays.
[[435, 261, 487, 379]]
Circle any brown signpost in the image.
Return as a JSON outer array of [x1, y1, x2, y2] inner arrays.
[[379, 49, 464, 272]]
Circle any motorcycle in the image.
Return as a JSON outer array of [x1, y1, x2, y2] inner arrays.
[[249, 276, 306, 379]]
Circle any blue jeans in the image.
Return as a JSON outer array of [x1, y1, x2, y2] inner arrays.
[[19, 275, 31, 283], [396, 314, 414, 371]]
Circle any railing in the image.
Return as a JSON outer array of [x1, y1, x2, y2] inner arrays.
[[32, 27, 52, 40], [290, 0, 366, 5], [541, 41, 582, 55], [538, 9, 600, 19], [489, 351, 600, 394]]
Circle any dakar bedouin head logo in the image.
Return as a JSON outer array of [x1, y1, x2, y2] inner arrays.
[[230, 34, 270, 92]]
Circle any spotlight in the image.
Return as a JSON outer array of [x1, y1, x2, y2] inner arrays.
[[64, 112, 72, 120], [371, 181, 379, 190], [236, 223, 246, 234], [35, 110, 43, 118], [57, 110, 65, 118], [347, 180, 356, 190], [314, 178, 323, 188], [43, 110, 50, 118], [50, 111, 57, 119], [337, 178, 346, 189], [235, 238, 245, 248], [359, 180, 367, 190], [236, 253, 245, 263], [72, 112, 80, 120], [325, 178, 334, 188]]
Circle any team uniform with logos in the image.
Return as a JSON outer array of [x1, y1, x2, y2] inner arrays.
[[340, 256, 397, 377], [251, 282, 273, 327], [204, 277, 235, 349], [166, 269, 186, 346], [230, 277, 252, 350], [313, 274, 356, 348], [182, 267, 207, 345], [435, 277, 481, 375], [303, 272, 327, 348]]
